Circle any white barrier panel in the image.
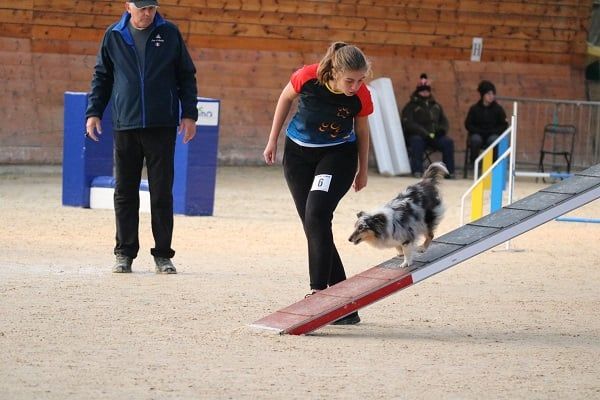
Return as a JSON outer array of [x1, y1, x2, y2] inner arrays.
[[89, 177, 151, 213], [366, 84, 394, 176], [90, 188, 150, 213], [369, 77, 411, 175]]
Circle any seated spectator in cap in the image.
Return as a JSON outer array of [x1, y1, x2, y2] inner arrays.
[[464, 80, 508, 166], [401, 73, 455, 178]]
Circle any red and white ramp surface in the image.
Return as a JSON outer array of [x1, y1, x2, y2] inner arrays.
[[251, 259, 417, 335], [251, 164, 600, 335]]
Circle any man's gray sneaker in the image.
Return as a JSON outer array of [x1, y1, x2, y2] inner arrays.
[[154, 257, 177, 274], [113, 254, 133, 273]]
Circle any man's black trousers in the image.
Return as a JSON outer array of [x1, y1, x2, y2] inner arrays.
[[113, 127, 177, 259]]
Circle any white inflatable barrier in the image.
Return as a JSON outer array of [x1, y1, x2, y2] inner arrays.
[[367, 84, 395, 176], [369, 78, 411, 175]]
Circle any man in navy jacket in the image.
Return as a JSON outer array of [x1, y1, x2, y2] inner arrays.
[[85, 0, 198, 274]]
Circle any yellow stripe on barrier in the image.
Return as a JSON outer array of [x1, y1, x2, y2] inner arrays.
[[471, 180, 484, 221], [483, 151, 493, 190]]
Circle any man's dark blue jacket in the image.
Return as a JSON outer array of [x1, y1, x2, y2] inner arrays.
[[86, 12, 198, 130]]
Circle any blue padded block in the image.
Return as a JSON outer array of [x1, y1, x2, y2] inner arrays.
[[173, 165, 217, 216], [62, 92, 113, 207], [91, 176, 149, 191], [64, 94, 219, 215], [173, 107, 220, 215], [186, 128, 219, 167], [91, 176, 115, 188]]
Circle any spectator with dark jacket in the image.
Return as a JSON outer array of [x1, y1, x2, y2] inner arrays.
[[464, 80, 508, 165], [401, 73, 455, 178], [85, 1, 198, 274]]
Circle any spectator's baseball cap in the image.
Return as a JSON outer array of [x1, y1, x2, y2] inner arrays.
[[131, 1, 158, 8]]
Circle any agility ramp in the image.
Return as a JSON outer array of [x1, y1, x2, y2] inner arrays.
[[251, 164, 600, 335]]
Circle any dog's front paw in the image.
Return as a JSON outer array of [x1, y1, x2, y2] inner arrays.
[[399, 260, 410, 269], [416, 245, 427, 253]]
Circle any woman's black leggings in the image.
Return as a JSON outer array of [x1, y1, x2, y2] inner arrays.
[[283, 137, 358, 290]]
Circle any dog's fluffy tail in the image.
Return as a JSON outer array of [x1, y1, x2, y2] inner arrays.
[[422, 162, 449, 182]]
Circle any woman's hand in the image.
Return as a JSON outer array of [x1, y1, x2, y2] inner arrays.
[[353, 116, 370, 192], [263, 139, 278, 165], [263, 83, 298, 165], [353, 169, 368, 192]]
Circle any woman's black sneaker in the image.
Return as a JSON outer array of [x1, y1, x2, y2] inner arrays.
[[332, 312, 360, 325]]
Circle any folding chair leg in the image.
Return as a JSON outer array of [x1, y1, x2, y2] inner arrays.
[[538, 152, 545, 174], [564, 154, 571, 174], [538, 152, 545, 183]]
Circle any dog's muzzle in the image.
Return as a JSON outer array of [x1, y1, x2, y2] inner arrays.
[[348, 233, 361, 244]]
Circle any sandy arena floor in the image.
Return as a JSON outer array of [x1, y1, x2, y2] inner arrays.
[[0, 165, 599, 399]]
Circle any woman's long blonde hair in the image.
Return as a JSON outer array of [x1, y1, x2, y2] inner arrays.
[[316, 42, 371, 85]]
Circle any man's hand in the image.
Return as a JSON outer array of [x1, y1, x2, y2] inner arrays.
[[179, 118, 197, 143], [85, 117, 102, 142]]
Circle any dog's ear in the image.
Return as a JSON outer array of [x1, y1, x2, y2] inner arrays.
[[356, 211, 366, 218], [369, 213, 387, 229]]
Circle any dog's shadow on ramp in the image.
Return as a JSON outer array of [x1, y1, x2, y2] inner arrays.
[[309, 323, 592, 347]]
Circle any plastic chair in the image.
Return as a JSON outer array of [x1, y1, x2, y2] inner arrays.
[[537, 124, 576, 174]]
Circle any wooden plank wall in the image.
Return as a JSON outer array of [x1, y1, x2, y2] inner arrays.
[[0, 0, 591, 166]]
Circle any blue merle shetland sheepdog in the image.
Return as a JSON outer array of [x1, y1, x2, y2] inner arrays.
[[348, 162, 448, 268]]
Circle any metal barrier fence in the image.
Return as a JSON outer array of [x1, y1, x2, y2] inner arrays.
[[497, 96, 600, 170]]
